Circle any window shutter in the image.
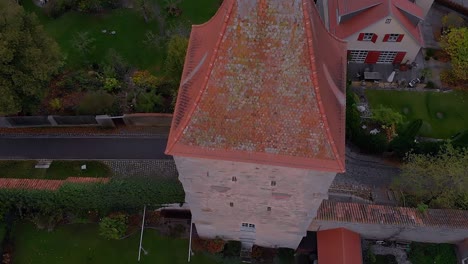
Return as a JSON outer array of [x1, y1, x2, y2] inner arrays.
[[358, 33, 364, 41], [393, 52, 406, 64], [397, 34, 404, 42], [371, 34, 378, 43], [383, 34, 390, 42]]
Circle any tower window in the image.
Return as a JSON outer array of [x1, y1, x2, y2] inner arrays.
[[271, 181, 276, 186], [230, 202, 234, 207], [232, 176, 237, 182], [267, 207, 271, 211]]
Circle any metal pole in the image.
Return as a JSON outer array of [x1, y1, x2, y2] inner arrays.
[[138, 205, 147, 262], [188, 219, 193, 262]]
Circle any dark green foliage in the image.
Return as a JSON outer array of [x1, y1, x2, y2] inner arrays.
[[0, 1, 63, 115], [274, 248, 295, 264], [223, 240, 241, 257], [99, 214, 127, 240], [346, 89, 362, 140], [389, 120, 423, 157], [77, 91, 117, 115], [426, 48, 435, 57], [425, 81, 436, 89], [452, 130, 468, 147], [0, 179, 185, 218], [409, 243, 456, 264]]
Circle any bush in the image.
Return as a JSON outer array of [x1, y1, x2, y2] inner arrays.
[[389, 119, 423, 157], [77, 91, 116, 115], [426, 48, 435, 57], [424, 56, 430, 61], [409, 243, 456, 264], [425, 81, 436, 89], [0, 178, 185, 219], [99, 213, 127, 240], [192, 237, 225, 254], [223, 240, 241, 257]]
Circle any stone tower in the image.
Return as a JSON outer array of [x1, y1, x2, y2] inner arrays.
[[166, 0, 347, 249]]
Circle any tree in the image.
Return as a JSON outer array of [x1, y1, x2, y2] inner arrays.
[[0, 2, 63, 115], [393, 144, 468, 209], [442, 13, 465, 29], [135, 0, 155, 23], [440, 27, 468, 81], [371, 105, 404, 138], [165, 35, 188, 86]]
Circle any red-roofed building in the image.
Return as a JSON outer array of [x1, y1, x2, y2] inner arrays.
[[317, 228, 363, 264], [316, 0, 434, 64], [166, 0, 346, 249]]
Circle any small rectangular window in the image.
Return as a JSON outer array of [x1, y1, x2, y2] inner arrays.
[[387, 34, 400, 42], [232, 176, 237, 182], [267, 207, 271, 211], [271, 181, 276, 186], [230, 202, 234, 207], [362, 33, 374, 41]]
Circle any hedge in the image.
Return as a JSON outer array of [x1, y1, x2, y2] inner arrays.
[[0, 178, 185, 217]]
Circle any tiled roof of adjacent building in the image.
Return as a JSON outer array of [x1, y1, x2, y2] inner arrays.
[[317, 200, 468, 229], [327, 0, 424, 45], [0, 177, 109, 191], [166, 0, 347, 172]]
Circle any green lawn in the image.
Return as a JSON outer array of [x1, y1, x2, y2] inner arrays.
[[22, 0, 220, 71], [0, 161, 111, 179], [366, 90, 468, 138], [13, 223, 218, 264]]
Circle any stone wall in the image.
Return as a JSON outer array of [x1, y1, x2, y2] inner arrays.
[[309, 220, 468, 244], [174, 156, 337, 249], [102, 159, 178, 179]]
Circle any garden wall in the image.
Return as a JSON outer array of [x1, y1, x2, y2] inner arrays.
[[309, 200, 468, 244], [0, 115, 108, 128], [122, 113, 173, 127]]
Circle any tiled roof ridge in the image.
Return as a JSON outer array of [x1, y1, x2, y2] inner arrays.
[[317, 200, 468, 229], [0, 177, 109, 191], [302, 0, 345, 172], [165, 0, 236, 154]]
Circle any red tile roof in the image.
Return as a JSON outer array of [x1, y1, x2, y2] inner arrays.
[[166, 0, 347, 172], [0, 177, 109, 191], [317, 200, 468, 229], [328, 0, 424, 45], [317, 228, 363, 264]]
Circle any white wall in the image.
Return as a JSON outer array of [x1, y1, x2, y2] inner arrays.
[[174, 156, 337, 249], [346, 17, 422, 63]]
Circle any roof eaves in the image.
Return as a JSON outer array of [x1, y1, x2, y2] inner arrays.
[[302, 0, 345, 173], [165, 0, 236, 155]]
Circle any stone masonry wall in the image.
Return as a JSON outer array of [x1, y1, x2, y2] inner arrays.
[[309, 220, 468, 244], [102, 159, 178, 179], [174, 156, 337, 249]]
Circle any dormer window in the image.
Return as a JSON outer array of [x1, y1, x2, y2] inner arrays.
[[358, 33, 378, 43]]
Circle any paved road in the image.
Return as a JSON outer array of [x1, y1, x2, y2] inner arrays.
[[0, 137, 172, 160]]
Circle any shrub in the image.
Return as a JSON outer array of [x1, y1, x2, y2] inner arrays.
[[433, 56, 439, 60], [409, 243, 457, 264], [425, 81, 436, 89], [77, 91, 116, 115], [99, 214, 127, 240], [192, 237, 225, 254], [389, 119, 423, 157], [103, 77, 120, 93], [440, 69, 457, 85], [426, 48, 435, 57], [49, 98, 63, 111], [223, 240, 241, 257], [424, 56, 430, 61]]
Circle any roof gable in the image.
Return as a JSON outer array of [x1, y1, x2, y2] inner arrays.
[[328, 0, 424, 45], [166, 0, 347, 172]]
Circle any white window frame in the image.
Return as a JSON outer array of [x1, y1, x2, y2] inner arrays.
[[241, 223, 256, 232], [385, 18, 392, 24], [377, 51, 398, 64], [387, 34, 400, 42], [362, 33, 374, 41], [349, 50, 368, 63]]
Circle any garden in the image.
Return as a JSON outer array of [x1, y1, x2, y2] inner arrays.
[[365, 90, 468, 139], [2, 0, 221, 116]]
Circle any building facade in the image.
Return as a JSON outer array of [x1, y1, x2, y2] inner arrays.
[[317, 0, 434, 64], [166, 0, 346, 250]]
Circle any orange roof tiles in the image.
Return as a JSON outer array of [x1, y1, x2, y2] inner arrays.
[[317, 200, 468, 229], [0, 177, 109, 191], [328, 0, 424, 45], [166, 0, 347, 172], [317, 228, 363, 264]]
